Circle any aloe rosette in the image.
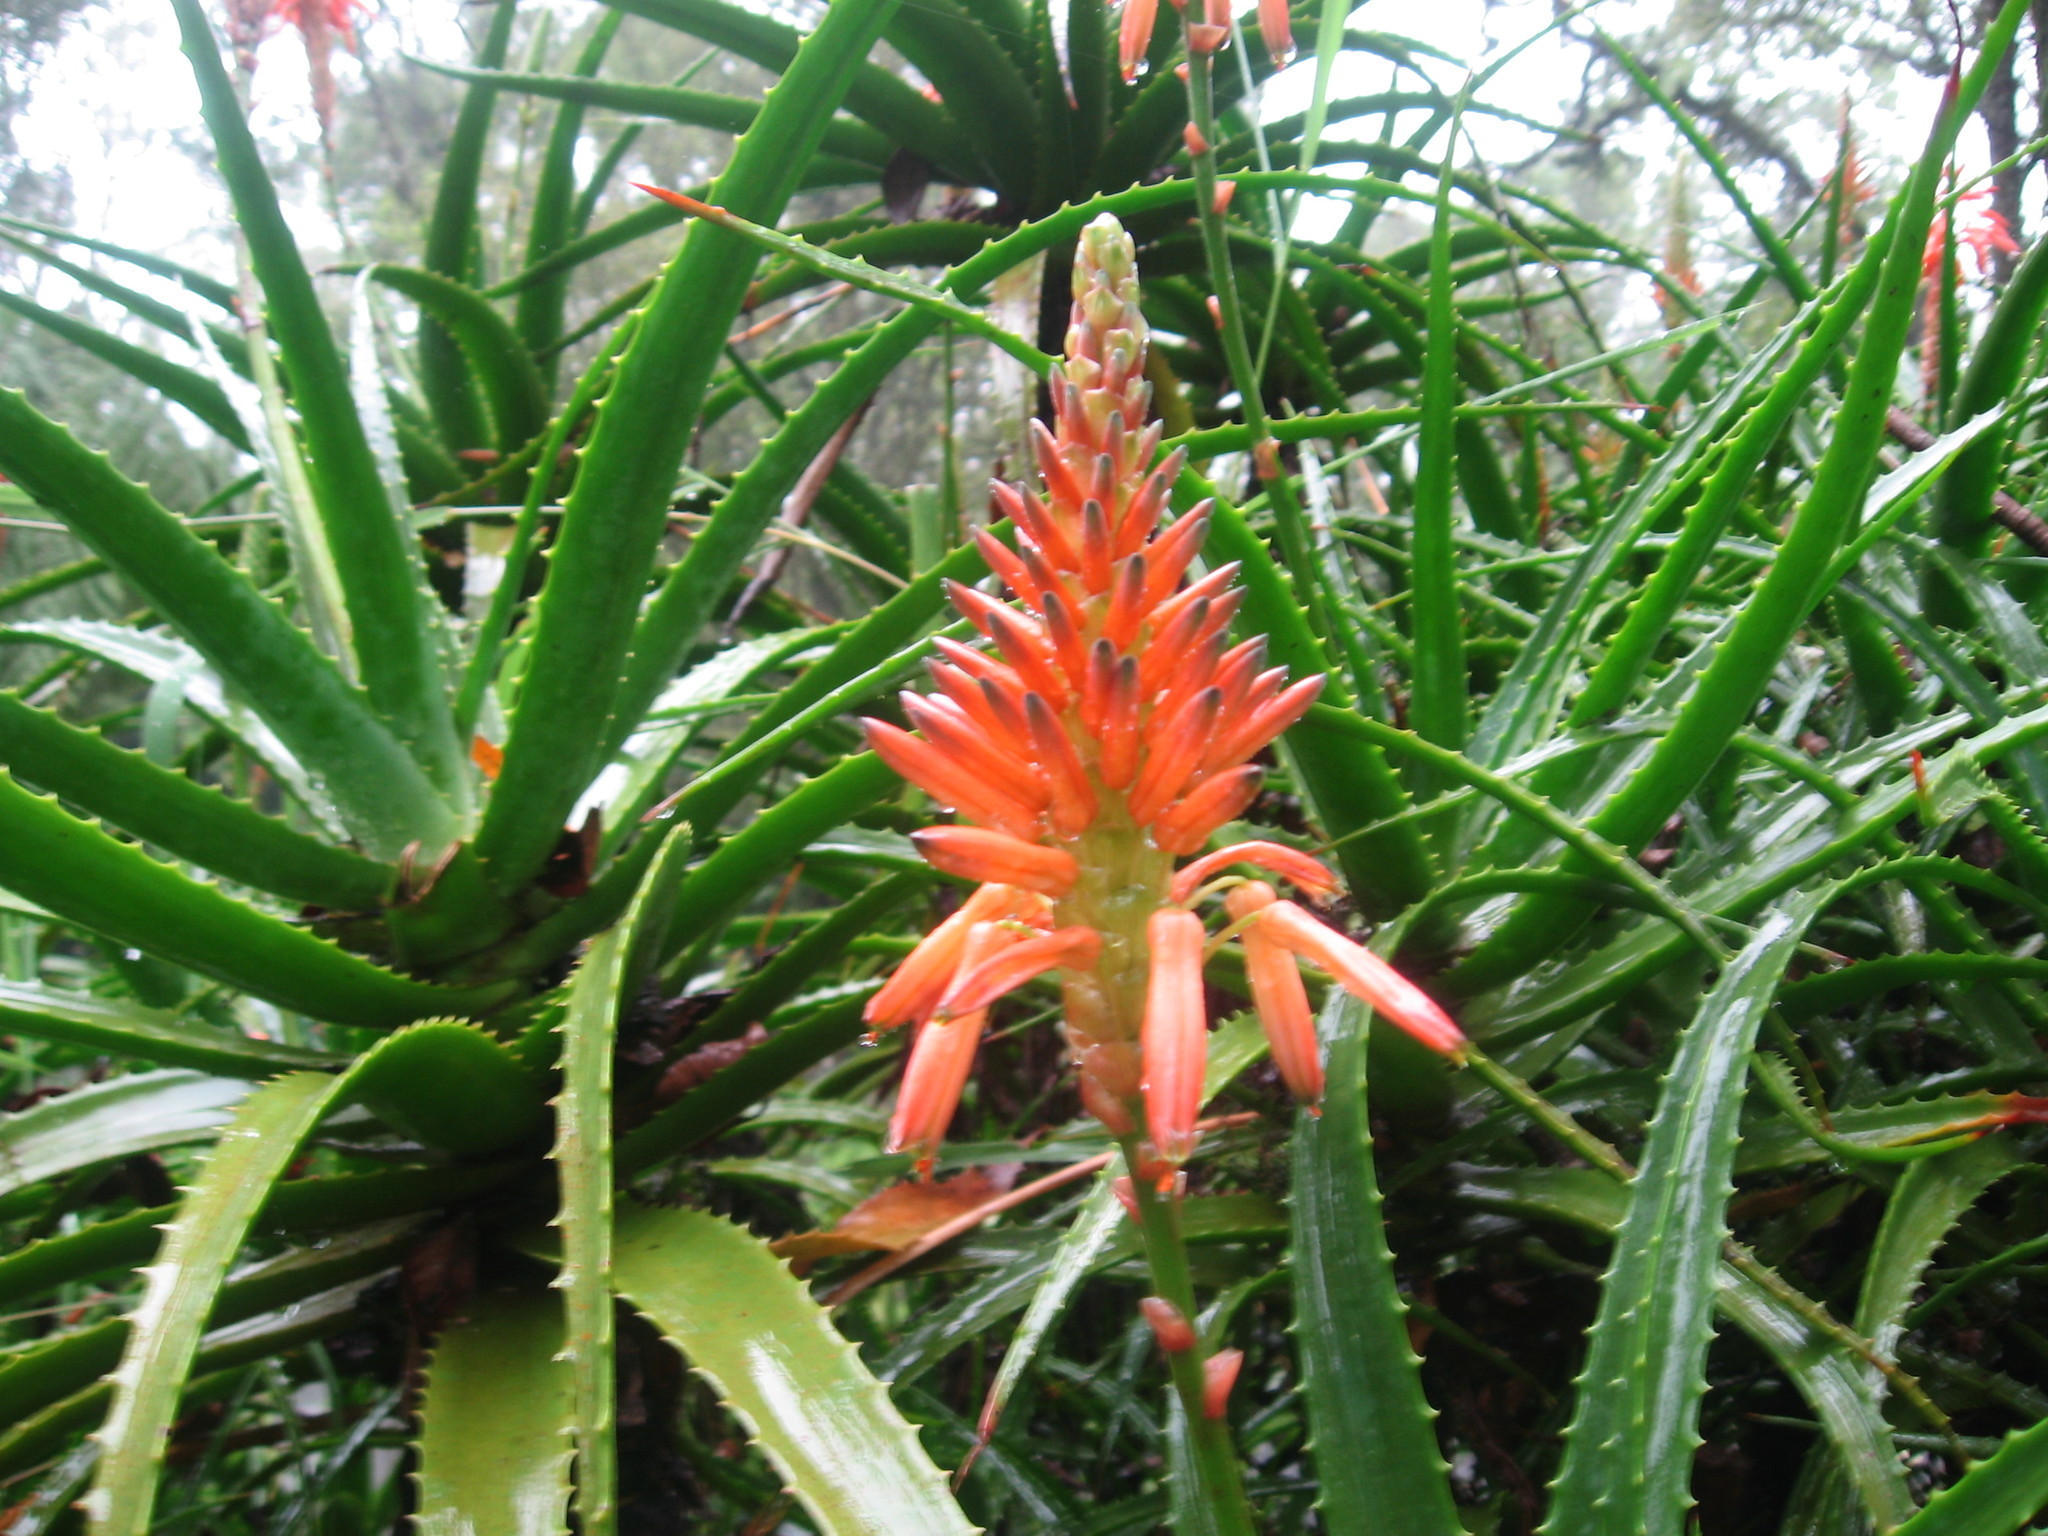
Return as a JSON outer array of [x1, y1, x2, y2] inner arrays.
[[862, 214, 1465, 1183]]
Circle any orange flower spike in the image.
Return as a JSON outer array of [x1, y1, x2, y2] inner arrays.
[[939, 925, 1103, 1016], [866, 883, 1044, 1028], [986, 608, 1073, 709], [1142, 909, 1210, 1166], [973, 529, 1042, 612], [1170, 840, 1336, 904], [1040, 589, 1091, 686], [1227, 882, 1321, 1101], [1255, 900, 1466, 1056], [1140, 508, 1214, 606], [912, 826, 1080, 896], [1206, 673, 1325, 771], [888, 922, 1016, 1175]]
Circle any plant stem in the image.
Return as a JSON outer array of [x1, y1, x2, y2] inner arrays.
[[1121, 1137, 1257, 1535]]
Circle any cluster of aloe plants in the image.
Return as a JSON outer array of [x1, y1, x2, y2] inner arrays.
[[7, 0, 2048, 1530]]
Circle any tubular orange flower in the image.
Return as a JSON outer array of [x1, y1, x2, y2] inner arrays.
[[863, 213, 1462, 1182], [864, 882, 1048, 1029], [887, 922, 1016, 1176], [1257, 0, 1293, 66], [910, 826, 1080, 896], [939, 926, 1103, 1017], [1253, 900, 1466, 1056], [1142, 908, 1208, 1166], [1227, 882, 1321, 1101], [1119, 0, 1160, 80]]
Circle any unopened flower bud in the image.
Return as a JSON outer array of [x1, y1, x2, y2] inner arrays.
[[1203, 1348, 1244, 1418], [1140, 1296, 1197, 1353]]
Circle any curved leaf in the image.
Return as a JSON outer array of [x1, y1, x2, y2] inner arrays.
[[0, 981, 343, 1079], [0, 768, 514, 1028], [173, 0, 467, 801], [0, 689, 394, 910], [83, 1071, 349, 1536], [0, 287, 249, 450], [473, 0, 905, 893], [0, 1070, 250, 1201], [1890, 1414, 2048, 1536], [351, 1020, 548, 1155], [417, 62, 898, 170], [414, 1291, 575, 1536], [0, 397, 456, 857], [1291, 992, 1461, 1536], [611, 1204, 976, 1536], [367, 264, 549, 455], [1541, 891, 1825, 1536]]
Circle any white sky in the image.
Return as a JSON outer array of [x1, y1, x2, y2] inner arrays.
[[6, 0, 1985, 320]]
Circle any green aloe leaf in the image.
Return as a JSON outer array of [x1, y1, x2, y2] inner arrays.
[[0, 288, 249, 450], [417, 62, 897, 170], [0, 1070, 251, 1201], [0, 214, 237, 310], [173, 0, 467, 800], [602, 0, 970, 177], [351, 1021, 548, 1155], [0, 768, 514, 1027], [0, 1163, 513, 1315], [1291, 992, 1461, 1536], [1, 618, 345, 838], [1542, 889, 1827, 1536], [413, 1291, 575, 1536], [0, 981, 342, 1079], [82, 1071, 350, 1536], [1888, 1414, 2048, 1535], [418, 0, 517, 454], [474, 0, 904, 894], [548, 826, 694, 1536], [0, 399, 456, 857], [611, 1204, 976, 1536], [0, 690, 394, 910], [366, 265, 549, 456]]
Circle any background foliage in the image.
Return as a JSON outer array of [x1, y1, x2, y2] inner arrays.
[[5, 0, 2048, 1533]]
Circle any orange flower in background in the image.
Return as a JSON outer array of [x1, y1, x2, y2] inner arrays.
[[862, 214, 1464, 1180], [1923, 186, 2020, 283]]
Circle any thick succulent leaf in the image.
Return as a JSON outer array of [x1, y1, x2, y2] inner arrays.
[[601, 0, 972, 178], [611, 1204, 976, 1536], [1888, 1414, 2048, 1535], [1457, 1166, 1916, 1527], [172, 0, 468, 803], [0, 1070, 250, 1201], [0, 618, 342, 836], [366, 264, 549, 455], [0, 1163, 513, 1315], [473, 0, 905, 894], [0, 689, 394, 910], [1291, 992, 1461, 1536], [351, 1021, 548, 1155], [0, 981, 343, 1079], [1542, 892, 1825, 1536], [0, 287, 249, 449], [548, 825, 694, 1536], [414, 1291, 575, 1536], [0, 397, 456, 856], [418, 62, 897, 169], [83, 1071, 350, 1536], [0, 213, 237, 309], [0, 768, 514, 1027]]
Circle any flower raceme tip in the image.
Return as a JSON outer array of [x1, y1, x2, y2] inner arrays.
[[864, 214, 1462, 1178]]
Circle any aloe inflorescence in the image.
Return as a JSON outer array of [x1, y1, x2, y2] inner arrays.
[[862, 215, 1465, 1183]]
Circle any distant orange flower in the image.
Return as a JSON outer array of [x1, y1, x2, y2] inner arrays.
[[1923, 187, 2019, 282], [862, 215, 1464, 1179]]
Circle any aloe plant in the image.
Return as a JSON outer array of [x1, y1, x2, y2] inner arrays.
[[6, 0, 2048, 1532]]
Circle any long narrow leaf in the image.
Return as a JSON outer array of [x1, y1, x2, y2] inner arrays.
[[611, 1204, 975, 1536]]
